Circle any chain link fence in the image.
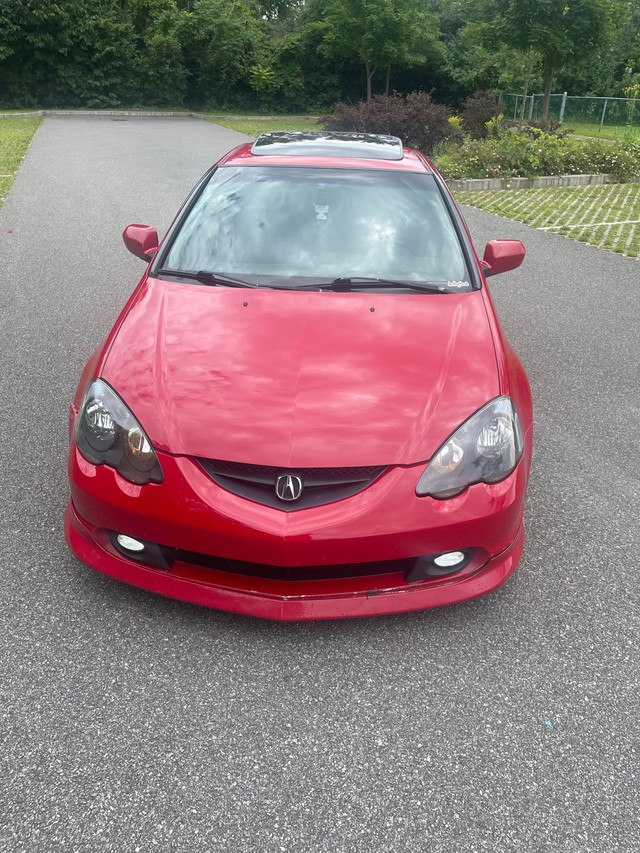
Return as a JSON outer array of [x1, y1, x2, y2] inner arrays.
[[501, 92, 640, 130]]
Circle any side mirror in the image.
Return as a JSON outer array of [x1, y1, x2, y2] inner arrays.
[[481, 239, 525, 277], [123, 224, 159, 262]]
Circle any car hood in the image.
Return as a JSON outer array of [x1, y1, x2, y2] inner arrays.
[[102, 279, 499, 468]]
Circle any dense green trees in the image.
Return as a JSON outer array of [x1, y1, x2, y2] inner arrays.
[[0, 0, 638, 111], [305, 0, 443, 101], [495, 0, 614, 119]]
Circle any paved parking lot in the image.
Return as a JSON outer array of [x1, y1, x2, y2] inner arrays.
[[1, 116, 638, 852]]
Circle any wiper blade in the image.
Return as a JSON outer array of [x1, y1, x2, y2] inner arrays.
[[298, 277, 447, 293], [156, 268, 262, 289]]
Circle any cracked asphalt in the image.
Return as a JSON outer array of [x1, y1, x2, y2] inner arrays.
[[1, 116, 638, 852]]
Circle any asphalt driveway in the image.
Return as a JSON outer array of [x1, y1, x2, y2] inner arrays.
[[1, 116, 638, 852]]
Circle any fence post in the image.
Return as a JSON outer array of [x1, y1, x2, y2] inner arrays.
[[559, 92, 567, 124], [528, 94, 534, 120], [599, 98, 608, 132]]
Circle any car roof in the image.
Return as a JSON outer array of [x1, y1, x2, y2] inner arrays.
[[219, 131, 433, 173]]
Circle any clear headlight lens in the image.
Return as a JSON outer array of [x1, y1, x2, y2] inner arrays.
[[75, 379, 163, 485], [416, 397, 523, 499]]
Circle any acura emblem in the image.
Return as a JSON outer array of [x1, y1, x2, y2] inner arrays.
[[275, 474, 303, 501]]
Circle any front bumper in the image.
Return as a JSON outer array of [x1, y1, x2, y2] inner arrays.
[[66, 435, 529, 620]]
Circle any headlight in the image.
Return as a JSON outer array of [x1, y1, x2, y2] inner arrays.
[[75, 379, 163, 485], [416, 397, 523, 499]]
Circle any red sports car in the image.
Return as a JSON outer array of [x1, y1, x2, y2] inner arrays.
[[65, 131, 532, 620]]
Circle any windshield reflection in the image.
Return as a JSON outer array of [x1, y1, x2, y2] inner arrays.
[[163, 166, 468, 285]]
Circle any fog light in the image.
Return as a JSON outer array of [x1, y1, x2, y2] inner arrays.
[[404, 549, 473, 583], [433, 551, 466, 568], [116, 534, 145, 553]]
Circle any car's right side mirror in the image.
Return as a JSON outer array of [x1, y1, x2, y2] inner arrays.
[[481, 239, 526, 277], [123, 224, 159, 262]]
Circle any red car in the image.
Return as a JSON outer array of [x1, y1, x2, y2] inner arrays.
[[65, 131, 532, 620]]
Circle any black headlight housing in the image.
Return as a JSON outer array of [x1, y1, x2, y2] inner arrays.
[[75, 379, 163, 485], [416, 397, 524, 499]]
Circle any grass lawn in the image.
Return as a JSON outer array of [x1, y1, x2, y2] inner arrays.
[[562, 120, 640, 141], [209, 116, 323, 136], [0, 116, 42, 209], [456, 183, 640, 259]]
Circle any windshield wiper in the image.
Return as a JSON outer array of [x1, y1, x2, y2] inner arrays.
[[296, 277, 448, 293], [156, 269, 262, 289]]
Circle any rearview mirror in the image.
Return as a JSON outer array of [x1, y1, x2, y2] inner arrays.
[[481, 239, 525, 277], [123, 224, 159, 262]]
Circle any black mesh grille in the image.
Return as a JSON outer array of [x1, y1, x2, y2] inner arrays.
[[196, 458, 388, 510]]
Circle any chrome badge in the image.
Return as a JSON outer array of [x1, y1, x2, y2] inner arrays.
[[275, 474, 303, 501]]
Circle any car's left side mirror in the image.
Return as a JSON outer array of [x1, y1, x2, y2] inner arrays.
[[481, 239, 526, 277], [123, 224, 159, 262]]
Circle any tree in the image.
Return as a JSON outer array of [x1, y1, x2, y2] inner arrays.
[[304, 0, 444, 101], [180, 0, 269, 107], [0, 0, 139, 106], [496, 0, 615, 119]]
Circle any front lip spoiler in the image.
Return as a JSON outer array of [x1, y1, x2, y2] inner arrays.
[[108, 529, 476, 583], [65, 501, 524, 621]]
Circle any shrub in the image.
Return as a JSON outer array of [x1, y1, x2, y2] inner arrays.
[[496, 127, 568, 178], [459, 91, 500, 139], [564, 139, 640, 182], [322, 92, 457, 155], [431, 138, 511, 179], [432, 129, 640, 182]]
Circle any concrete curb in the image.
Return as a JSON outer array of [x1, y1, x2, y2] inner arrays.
[[0, 111, 45, 119], [0, 109, 320, 121], [1, 109, 200, 119], [447, 173, 640, 191]]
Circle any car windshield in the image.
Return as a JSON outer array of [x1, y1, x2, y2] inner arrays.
[[161, 166, 470, 288]]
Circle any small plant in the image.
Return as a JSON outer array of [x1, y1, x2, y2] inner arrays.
[[249, 65, 276, 97], [447, 115, 464, 137], [485, 113, 505, 140], [523, 119, 565, 135]]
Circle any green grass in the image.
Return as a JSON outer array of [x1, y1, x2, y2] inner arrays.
[[0, 117, 42, 208], [455, 183, 640, 259], [562, 120, 640, 141], [209, 117, 324, 136]]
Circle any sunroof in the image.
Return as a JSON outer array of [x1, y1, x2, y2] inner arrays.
[[251, 131, 404, 161]]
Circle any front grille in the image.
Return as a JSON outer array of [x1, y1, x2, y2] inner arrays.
[[196, 458, 388, 510]]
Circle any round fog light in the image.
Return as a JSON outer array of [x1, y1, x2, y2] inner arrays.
[[116, 534, 145, 553], [433, 551, 466, 568]]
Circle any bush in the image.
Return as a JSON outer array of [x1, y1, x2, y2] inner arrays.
[[459, 91, 499, 139], [432, 123, 640, 182], [496, 127, 568, 177], [563, 139, 640, 182], [322, 91, 457, 155], [431, 138, 511, 179], [433, 126, 569, 179]]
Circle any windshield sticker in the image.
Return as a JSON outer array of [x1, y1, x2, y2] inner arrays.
[[314, 204, 330, 221], [447, 280, 471, 290]]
